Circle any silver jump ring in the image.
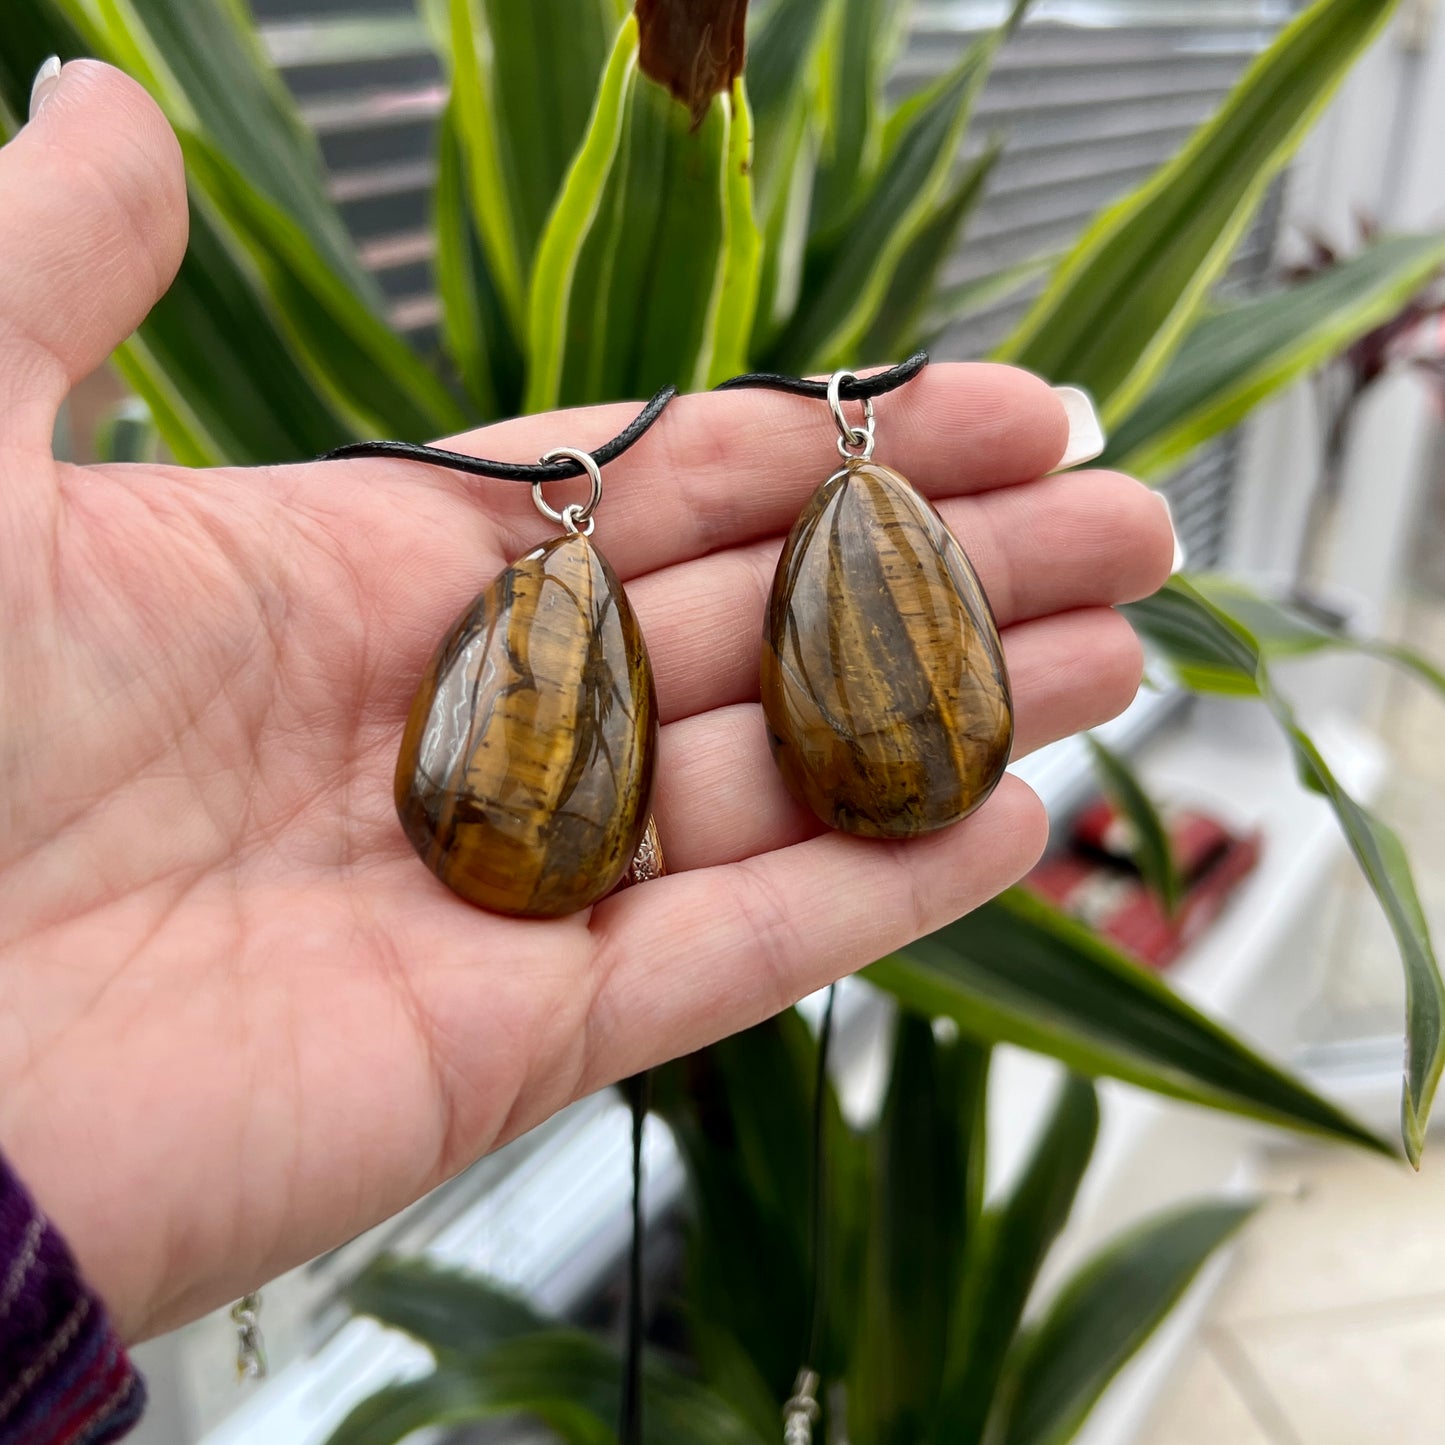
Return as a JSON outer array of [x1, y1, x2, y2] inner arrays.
[[535, 447, 603, 536], [827, 370, 875, 461]]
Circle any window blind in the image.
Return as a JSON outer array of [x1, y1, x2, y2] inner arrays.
[[251, 0, 443, 341]]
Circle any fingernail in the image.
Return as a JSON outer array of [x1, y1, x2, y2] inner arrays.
[[29, 57, 62, 122], [1051, 386, 1106, 472], [1158, 492, 1187, 574]]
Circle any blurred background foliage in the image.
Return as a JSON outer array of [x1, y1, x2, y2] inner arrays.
[[3, 0, 1445, 1439], [329, 1029, 1256, 1445]]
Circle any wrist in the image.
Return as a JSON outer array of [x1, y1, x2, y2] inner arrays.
[[0, 1147, 144, 1442], [0, 1072, 158, 1344]]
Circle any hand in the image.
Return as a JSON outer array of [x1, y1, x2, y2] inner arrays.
[[0, 63, 1174, 1341]]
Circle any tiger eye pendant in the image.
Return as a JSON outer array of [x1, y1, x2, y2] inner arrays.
[[761, 376, 1013, 839], [394, 450, 658, 917]]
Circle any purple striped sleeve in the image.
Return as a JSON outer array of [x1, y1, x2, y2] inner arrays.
[[0, 1151, 143, 1445]]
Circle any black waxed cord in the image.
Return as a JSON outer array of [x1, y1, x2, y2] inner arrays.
[[779, 983, 838, 1442], [715, 349, 928, 400], [318, 384, 678, 480], [620, 993, 836, 1445], [620, 1071, 650, 1445], [314, 351, 928, 481], [805, 985, 837, 1371]]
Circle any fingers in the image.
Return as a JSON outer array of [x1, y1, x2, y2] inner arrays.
[[651, 607, 1144, 871], [633, 469, 1173, 724], [405, 362, 1071, 578], [0, 61, 186, 444], [582, 774, 1049, 1089]]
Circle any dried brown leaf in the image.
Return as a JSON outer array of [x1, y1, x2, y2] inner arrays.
[[635, 0, 748, 126]]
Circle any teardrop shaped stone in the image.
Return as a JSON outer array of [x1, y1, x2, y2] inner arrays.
[[761, 460, 1013, 839], [395, 533, 658, 917]]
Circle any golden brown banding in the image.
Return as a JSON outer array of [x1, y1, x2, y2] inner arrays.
[[396, 533, 659, 917], [761, 460, 1013, 838]]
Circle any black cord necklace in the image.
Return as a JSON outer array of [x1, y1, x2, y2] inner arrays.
[[323, 351, 929, 1445], [320, 382, 678, 478], [320, 351, 927, 481]]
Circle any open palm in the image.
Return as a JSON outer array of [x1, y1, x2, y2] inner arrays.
[[0, 64, 1173, 1341]]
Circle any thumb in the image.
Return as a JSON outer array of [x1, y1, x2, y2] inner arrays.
[[0, 59, 187, 449]]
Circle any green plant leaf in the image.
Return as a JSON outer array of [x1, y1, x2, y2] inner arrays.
[[14, 0, 460, 448], [183, 138, 465, 438], [526, 17, 759, 410], [653, 1007, 872, 1434], [746, 0, 830, 349], [656, 1013, 816, 1264], [441, 0, 621, 337], [80, 0, 374, 297], [346, 1257, 551, 1358], [74, 0, 462, 444], [477, 0, 620, 272], [862, 142, 1001, 360], [325, 1370, 596, 1445], [681, 1320, 782, 1445], [1127, 578, 1445, 1163], [94, 398, 158, 465], [325, 1331, 767, 1445], [868, 889, 1391, 1155], [652, 1012, 816, 1405], [1106, 233, 1445, 477], [114, 202, 362, 464], [434, 96, 524, 419], [994, 1201, 1256, 1445], [445, 0, 524, 332], [853, 1016, 989, 1445], [774, 4, 1022, 371], [708, 82, 764, 384], [915, 251, 1057, 349], [344, 1266, 764, 1442], [524, 15, 637, 409], [933, 1077, 1099, 1445], [808, 0, 909, 242], [748, 0, 825, 153], [107, 348, 212, 467], [997, 0, 1403, 422], [1188, 575, 1445, 701], [1085, 734, 1182, 915]]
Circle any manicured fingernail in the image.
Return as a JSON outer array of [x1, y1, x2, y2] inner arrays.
[[1051, 386, 1106, 471], [1158, 493, 1187, 574], [29, 57, 62, 121]]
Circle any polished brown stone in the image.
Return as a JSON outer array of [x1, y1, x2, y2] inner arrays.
[[761, 460, 1013, 838], [395, 533, 658, 917]]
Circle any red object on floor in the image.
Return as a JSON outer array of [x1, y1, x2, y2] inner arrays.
[[1023, 799, 1262, 970]]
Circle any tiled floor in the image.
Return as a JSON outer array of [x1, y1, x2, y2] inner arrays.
[[1142, 1150, 1445, 1445], [1144, 566, 1445, 1443]]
